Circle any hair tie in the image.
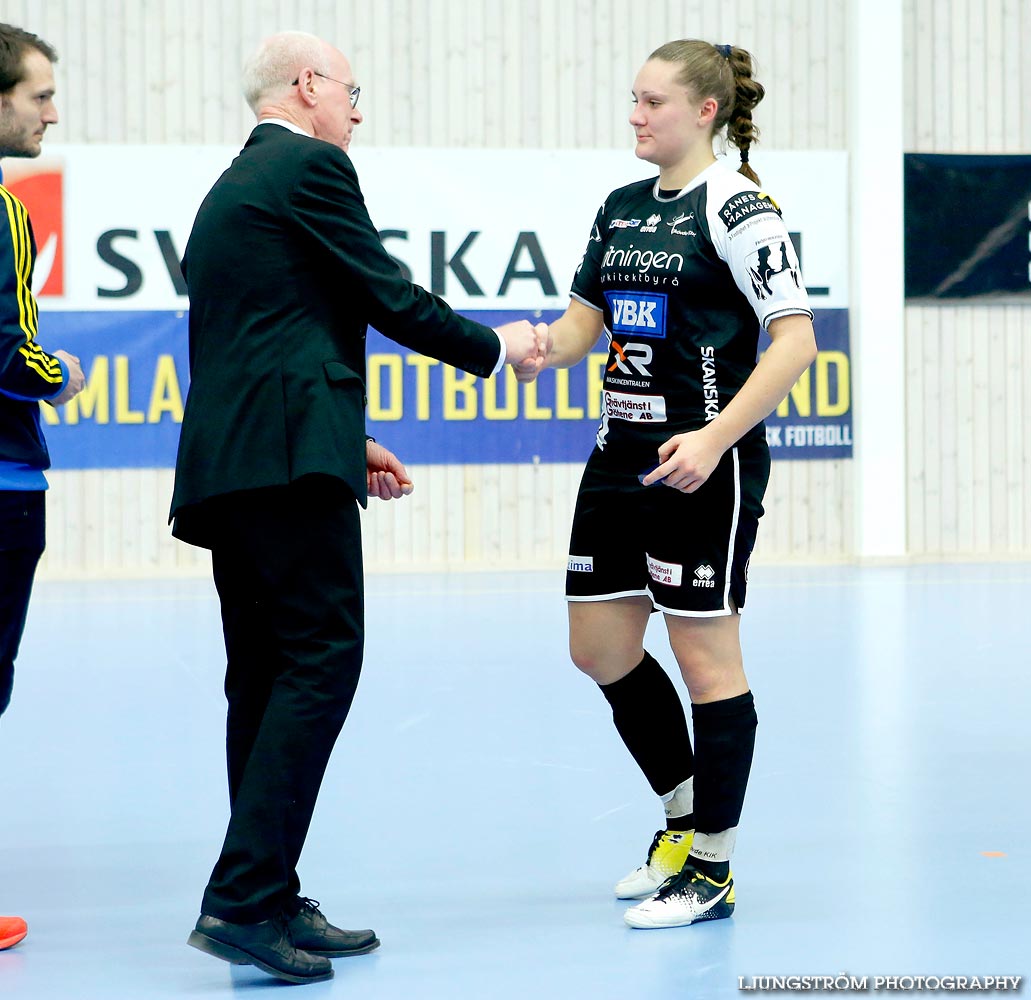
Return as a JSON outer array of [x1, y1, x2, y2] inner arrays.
[[740, 149, 750, 164], [716, 44, 732, 59]]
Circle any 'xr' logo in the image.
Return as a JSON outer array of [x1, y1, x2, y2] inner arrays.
[[608, 341, 653, 377]]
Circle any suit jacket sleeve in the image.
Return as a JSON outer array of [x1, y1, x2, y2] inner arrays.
[[290, 147, 502, 378]]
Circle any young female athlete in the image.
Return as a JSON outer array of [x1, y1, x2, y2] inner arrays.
[[518, 40, 817, 928]]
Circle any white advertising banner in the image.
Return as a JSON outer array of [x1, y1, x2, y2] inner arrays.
[[7, 145, 848, 312]]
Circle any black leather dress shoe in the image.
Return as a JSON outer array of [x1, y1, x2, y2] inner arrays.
[[287, 898, 380, 957], [188, 914, 333, 984]]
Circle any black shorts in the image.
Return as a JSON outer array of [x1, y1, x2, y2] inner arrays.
[[565, 443, 770, 617]]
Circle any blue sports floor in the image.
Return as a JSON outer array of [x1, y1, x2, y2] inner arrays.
[[2, 563, 1029, 998]]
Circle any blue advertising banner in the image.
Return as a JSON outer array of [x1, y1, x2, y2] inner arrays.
[[762, 309, 852, 459], [39, 308, 851, 469], [40, 311, 187, 470]]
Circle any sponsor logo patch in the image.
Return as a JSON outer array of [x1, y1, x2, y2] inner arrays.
[[608, 340, 653, 378], [647, 555, 683, 587], [745, 240, 803, 301], [700, 346, 719, 421], [609, 218, 642, 229], [719, 191, 781, 233], [640, 213, 663, 233], [603, 391, 667, 423], [568, 555, 594, 573], [604, 291, 667, 337], [601, 245, 684, 275], [667, 212, 696, 237]]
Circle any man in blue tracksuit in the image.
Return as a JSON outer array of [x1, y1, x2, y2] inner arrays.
[[0, 21, 85, 952]]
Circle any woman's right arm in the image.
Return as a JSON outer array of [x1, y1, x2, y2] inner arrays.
[[545, 298, 606, 369]]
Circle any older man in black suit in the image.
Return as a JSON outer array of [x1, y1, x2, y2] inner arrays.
[[171, 30, 542, 984]]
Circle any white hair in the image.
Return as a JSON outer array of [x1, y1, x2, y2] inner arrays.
[[242, 31, 327, 113]]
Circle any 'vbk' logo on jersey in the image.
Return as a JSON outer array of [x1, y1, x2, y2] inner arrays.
[[604, 291, 667, 339]]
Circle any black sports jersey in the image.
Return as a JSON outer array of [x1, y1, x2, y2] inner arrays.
[[570, 160, 812, 461]]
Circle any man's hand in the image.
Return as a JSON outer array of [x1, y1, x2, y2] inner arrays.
[[366, 439, 414, 500], [514, 322, 550, 384], [49, 350, 85, 405], [495, 319, 540, 369]]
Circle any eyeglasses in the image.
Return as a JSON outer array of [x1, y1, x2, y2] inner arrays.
[[291, 71, 361, 108]]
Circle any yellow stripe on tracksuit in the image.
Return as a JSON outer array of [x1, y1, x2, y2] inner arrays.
[[0, 185, 62, 384]]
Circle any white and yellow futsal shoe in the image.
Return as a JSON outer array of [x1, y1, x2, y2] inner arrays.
[[614, 829, 693, 899], [623, 864, 735, 928]]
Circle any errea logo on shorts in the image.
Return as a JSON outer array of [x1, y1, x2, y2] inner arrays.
[[604, 291, 667, 338], [568, 555, 594, 573], [693, 564, 716, 589]]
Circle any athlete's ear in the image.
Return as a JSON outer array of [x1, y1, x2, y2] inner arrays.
[[697, 97, 719, 127]]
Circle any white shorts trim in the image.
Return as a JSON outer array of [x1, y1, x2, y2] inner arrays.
[[565, 588, 650, 603], [722, 448, 742, 613], [650, 596, 737, 619]]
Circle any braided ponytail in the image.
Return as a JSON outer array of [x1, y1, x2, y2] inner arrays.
[[721, 45, 765, 185]]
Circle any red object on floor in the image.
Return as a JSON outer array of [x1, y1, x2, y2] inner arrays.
[[0, 916, 27, 950]]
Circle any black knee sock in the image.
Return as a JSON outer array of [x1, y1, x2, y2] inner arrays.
[[690, 691, 758, 880], [599, 652, 694, 828]]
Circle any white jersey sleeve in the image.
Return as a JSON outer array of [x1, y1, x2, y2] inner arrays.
[[705, 168, 813, 330]]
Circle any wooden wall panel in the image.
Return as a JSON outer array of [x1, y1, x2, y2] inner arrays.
[[903, 0, 1031, 559], [905, 306, 1031, 559], [3, 0, 850, 149]]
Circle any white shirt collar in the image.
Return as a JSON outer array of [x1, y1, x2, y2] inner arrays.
[[256, 117, 313, 138]]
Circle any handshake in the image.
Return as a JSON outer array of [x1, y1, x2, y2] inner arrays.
[[495, 320, 552, 384]]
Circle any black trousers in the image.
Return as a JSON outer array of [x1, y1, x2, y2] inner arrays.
[[201, 476, 364, 923], [0, 491, 45, 718]]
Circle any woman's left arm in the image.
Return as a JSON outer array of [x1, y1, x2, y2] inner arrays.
[[641, 314, 818, 492]]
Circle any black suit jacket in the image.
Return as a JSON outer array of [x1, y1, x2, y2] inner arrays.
[[170, 124, 501, 547]]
